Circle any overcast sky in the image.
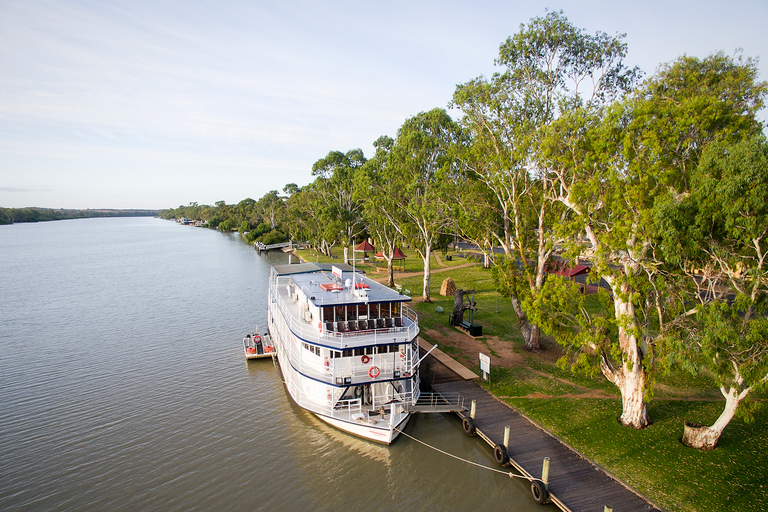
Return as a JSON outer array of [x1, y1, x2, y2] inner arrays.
[[1, 0, 766, 210]]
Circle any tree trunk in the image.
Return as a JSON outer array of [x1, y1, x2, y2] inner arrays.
[[601, 293, 650, 429], [386, 258, 395, 288], [343, 246, 349, 265], [422, 244, 431, 302], [682, 385, 746, 450], [510, 295, 542, 351]]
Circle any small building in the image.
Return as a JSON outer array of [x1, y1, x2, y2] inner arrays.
[[374, 247, 407, 272]]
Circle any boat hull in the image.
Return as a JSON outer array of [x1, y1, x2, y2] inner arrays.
[[314, 411, 410, 445]]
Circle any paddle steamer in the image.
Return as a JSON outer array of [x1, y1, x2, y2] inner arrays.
[[268, 263, 421, 444]]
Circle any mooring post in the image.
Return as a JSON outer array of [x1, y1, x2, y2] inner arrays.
[[503, 425, 510, 450], [604, 507, 613, 512], [542, 457, 550, 487], [470, 399, 477, 420]]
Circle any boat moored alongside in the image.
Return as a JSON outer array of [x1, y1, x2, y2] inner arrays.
[[267, 262, 422, 444], [243, 331, 275, 360]]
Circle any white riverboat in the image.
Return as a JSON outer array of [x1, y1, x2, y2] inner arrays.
[[267, 262, 423, 444]]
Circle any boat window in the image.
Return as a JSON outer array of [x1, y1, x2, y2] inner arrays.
[[392, 303, 400, 316], [357, 304, 368, 320], [323, 307, 334, 322], [369, 303, 379, 319], [389, 345, 399, 353], [354, 348, 364, 356], [330, 350, 342, 359], [334, 306, 345, 322], [342, 350, 353, 358]]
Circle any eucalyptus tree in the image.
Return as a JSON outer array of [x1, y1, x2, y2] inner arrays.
[[256, 190, 284, 230], [656, 135, 768, 449], [541, 52, 766, 429], [311, 149, 367, 263], [354, 136, 403, 287], [387, 108, 461, 302], [452, 10, 638, 350], [283, 181, 335, 255]]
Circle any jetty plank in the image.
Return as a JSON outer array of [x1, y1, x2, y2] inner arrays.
[[422, 350, 662, 512]]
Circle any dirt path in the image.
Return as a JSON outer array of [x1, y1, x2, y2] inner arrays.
[[368, 261, 478, 284]]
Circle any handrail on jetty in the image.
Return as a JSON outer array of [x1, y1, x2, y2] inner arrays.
[[255, 241, 292, 252]]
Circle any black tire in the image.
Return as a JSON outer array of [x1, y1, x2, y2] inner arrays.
[[493, 444, 508, 466], [530, 480, 549, 505], [462, 417, 476, 436]]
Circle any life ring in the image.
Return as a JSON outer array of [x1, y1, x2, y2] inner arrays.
[[368, 366, 380, 378], [361, 355, 370, 364], [254, 335, 261, 342]]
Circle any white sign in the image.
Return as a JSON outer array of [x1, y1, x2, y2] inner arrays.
[[479, 353, 490, 374], [332, 265, 342, 280]]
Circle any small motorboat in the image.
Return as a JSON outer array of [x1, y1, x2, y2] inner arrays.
[[243, 332, 274, 360]]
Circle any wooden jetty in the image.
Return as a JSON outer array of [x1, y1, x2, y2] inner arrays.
[[254, 241, 292, 252], [419, 339, 662, 512]]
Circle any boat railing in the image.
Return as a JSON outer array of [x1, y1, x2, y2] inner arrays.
[[283, 339, 416, 385], [271, 281, 419, 348], [334, 398, 362, 412], [291, 383, 416, 425]]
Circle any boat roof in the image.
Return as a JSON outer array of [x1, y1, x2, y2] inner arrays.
[[272, 262, 410, 306]]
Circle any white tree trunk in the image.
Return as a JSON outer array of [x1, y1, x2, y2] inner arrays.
[[683, 384, 750, 450], [422, 244, 432, 302], [601, 292, 650, 429]]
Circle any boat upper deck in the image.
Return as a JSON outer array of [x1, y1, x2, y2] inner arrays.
[[270, 263, 419, 349]]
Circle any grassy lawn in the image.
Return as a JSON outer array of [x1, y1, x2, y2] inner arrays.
[[291, 246, 767, 511]]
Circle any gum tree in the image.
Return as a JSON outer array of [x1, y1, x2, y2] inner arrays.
[[355, 136, 403, 287], [452, 10, 639, 350], [387, 108, 461, 302], [657, 135, 768, 449], [311, 149, 367, 263], [542, 52, 767, 429]]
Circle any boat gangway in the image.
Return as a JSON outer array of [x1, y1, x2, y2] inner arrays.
[[419, 339, 662, 512]]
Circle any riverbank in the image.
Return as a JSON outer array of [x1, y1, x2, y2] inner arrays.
[[290, 246, 768, 512]]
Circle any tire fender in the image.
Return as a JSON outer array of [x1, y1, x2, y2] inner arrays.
[[461, 417, 476, 436], [530, 480, 549, 504]]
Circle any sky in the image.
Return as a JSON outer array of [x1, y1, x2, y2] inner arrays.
[[1, 0, 766, 210]]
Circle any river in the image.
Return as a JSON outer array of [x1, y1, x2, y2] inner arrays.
[[0, 217, 541, 511]]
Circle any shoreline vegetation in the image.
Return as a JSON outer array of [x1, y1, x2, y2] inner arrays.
[[0, 207, 159, 225]]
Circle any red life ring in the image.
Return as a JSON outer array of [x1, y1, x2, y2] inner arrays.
[[361, 355, 370, 364], [254, 335, 261, 342], [368, 366, 380, 378]]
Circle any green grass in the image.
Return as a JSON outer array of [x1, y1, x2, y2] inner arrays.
[[502, 397, 768, 512]]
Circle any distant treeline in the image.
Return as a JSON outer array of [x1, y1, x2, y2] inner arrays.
[[0, 207, 159, 225]]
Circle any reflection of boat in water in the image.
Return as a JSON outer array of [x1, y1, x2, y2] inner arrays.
[[268, 263, 421, 444], [243, 330, 275, 360]]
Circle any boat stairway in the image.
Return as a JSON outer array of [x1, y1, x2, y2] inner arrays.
[[405, 392, 465, 414]]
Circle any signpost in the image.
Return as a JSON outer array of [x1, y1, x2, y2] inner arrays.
[[479, 352, 490, 382]]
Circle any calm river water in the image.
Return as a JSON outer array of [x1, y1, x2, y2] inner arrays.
[[0, 217, 541, 511]]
